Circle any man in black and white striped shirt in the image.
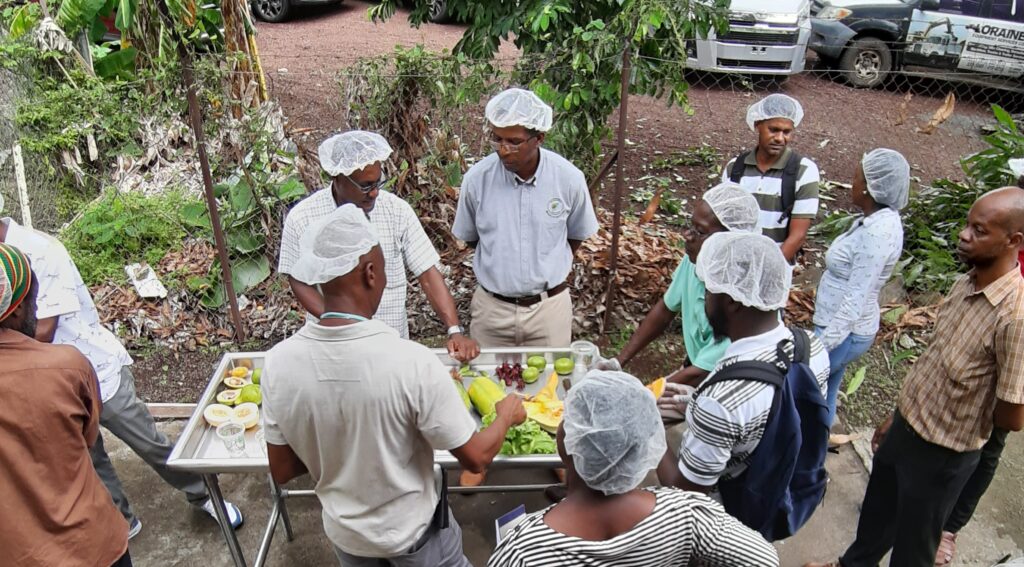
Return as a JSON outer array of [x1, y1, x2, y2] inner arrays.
[[658, 232, 829, 492], [722, 94, 820, 263]]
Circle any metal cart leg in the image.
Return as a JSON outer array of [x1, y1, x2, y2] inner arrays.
[[253, 498, 280, 567], [272, 478, 295, 541], [203, 473, 247, 567]]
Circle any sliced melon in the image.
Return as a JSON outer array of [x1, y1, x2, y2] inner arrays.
[[217, 390, 241, 406], [233, 403, 260, 429], [203, 404, 234, 427], [223, 376, 250, 389]]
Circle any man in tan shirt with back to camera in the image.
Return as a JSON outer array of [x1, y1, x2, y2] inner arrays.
[[263, 205, 526, 567]]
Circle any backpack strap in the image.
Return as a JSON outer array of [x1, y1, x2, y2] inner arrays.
[[698, 360, 785, 395], [728, 151, 752, 183], [779, 151, 803, 233], [787, 326, 811, 366]]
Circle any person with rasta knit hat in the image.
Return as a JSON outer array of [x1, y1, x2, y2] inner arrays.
[[0, 243, 132, 567], [0, 216, 243, 538]]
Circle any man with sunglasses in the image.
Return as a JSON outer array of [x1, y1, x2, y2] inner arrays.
[[453, 88, 599, 349], [279, 130, 479, 362]]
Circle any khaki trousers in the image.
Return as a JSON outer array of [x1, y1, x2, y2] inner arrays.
[[469, 286, 572, 348]]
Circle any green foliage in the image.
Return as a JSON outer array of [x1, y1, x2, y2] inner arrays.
[[15, 66, 144, 153], [181, 141, 306, 308], [7, 3, 41, 38], [844, 366, 867, 397], [371, 0, 730, 174], [815, 105, 1022, 294], [898, 105, 1020, 292], [62, 190, 195, 284]]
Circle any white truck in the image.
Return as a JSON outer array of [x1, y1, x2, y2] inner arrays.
[[686, 0, 813, 76]]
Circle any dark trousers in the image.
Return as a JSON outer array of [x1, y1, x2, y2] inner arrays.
[[944, 427, 1009, 533], [840, 412, 980, 567], [111, 550, 133, 567]]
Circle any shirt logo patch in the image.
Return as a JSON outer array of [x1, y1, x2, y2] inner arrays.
[[546, 198, 567, 218]]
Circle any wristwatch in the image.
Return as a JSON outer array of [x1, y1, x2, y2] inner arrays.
[[447, 325, 464, 336]]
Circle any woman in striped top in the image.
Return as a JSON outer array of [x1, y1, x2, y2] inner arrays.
[[487, 371, 778, 567]]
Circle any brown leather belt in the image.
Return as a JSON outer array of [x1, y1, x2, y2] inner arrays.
[[483, 282, 568, 307]]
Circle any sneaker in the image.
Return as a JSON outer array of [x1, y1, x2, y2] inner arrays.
[[128, 518, 142, 540], [200, 499, 244, 530]]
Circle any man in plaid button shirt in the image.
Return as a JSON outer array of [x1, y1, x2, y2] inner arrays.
[[280, 131, 479, 362], [806, 187, 1024, 567]]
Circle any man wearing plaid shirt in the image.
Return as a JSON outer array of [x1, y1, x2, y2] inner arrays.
[[279, 131, 478, 362], [806, 187, 1024, 567]]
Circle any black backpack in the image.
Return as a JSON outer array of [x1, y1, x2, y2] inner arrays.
[[728, 150, 802, 236], [695, 327, 830, 541]]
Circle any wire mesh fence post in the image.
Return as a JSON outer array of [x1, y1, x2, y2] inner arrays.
[[155, 0, 247, 342], [601, 45, 631, 334]]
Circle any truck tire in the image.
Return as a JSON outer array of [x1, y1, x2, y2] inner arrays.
[[427, 0, 449, 23], [251, 0, 291, 22], [839, 37, 892, 88]]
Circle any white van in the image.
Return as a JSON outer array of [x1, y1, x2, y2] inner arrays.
[[687, 0, 812, 76]]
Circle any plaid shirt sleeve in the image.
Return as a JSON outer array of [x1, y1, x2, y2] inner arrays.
[[278, 211, 303, 275], [397, 200, 440, 279], [996, 315, 1024, 405]]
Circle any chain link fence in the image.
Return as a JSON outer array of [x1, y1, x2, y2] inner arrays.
[[3, 20, 1023, 346]]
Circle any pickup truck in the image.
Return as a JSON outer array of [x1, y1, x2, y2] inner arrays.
[[809, 0, 1024, 90]]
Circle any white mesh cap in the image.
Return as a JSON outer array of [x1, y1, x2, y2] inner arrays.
[[695, 232, 792, 311], [703, 182, 760, 233], [746, 93, 804, 131], [563, 370, 667, 496], [289, 204, 380, 285], [862, 148, 911, 210], [317, 131, 393, 177], [485, 88, 553, 132], [1010, 159, 1024, 179]]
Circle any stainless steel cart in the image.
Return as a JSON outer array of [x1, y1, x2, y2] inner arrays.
[[168, 348, 571, 567]]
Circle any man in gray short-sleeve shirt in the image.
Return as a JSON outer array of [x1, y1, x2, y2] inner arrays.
[[453, 88, 599, 348]]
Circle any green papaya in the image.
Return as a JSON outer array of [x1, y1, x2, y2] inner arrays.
[[468, 377, 506, 417], [453, 379, 471, 411]]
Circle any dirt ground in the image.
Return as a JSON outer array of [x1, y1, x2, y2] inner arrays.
[[137, 0, 1008, 410], [253, 0, 999, 219]]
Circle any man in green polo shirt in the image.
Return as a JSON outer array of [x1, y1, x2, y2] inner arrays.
[[606, 183, 760, 391]]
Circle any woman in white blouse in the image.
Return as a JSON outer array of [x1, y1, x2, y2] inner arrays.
[[814, 149, 911, 429]]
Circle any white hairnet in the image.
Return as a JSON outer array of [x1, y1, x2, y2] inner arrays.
[[695, 232, 792, 311], [703, 182, 760, 233], [563, 370, 666, 496], [746, 93, 804, 131], [317, 131, 393, 177], [289, 204, 380, 285], [1010, 159, 1024, 178], [485, 88, 553, 132], [862, 148, 911, 210]]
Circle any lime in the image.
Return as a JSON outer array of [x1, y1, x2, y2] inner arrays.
[[238, 384, 262, 405], [554, 358, 575, 376], [522, 367, 540, 384]]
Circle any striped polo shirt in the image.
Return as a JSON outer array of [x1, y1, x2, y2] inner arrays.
[[721, 147, 821, 243]]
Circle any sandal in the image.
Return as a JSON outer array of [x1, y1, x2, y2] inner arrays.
[[934, 531, 957, 566]]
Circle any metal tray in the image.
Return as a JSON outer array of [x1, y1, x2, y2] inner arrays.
[[168, 348, 572, 474]]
